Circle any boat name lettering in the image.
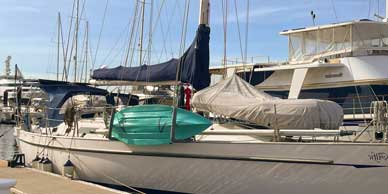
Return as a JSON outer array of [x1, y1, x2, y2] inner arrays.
[[325, 72, 343, 78], [368, 152, 388, 163]]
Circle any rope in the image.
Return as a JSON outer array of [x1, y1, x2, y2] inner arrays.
[[52, 138, 145, 194]]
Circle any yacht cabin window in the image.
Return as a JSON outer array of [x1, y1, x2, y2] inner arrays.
[[287, 22, 388, 64]]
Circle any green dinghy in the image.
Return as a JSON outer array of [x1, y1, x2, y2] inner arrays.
[[111, 105, 212, 146]]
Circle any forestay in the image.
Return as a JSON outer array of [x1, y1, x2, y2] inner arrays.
[[192, 75, 343, 129]]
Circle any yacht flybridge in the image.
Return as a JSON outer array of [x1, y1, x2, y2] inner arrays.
[[259, 20, 388, 118], [212, 5, 388, 120]]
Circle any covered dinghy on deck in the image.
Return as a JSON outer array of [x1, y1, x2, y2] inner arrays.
[[91, 24, 211, 90], [192, 75, 343, 129]]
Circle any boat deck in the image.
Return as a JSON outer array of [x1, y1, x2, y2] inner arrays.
[[0, 167, 130, 194]]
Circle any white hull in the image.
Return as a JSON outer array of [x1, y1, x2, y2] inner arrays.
[[257, 56, 388, 91], [18, 130, 388, 194]]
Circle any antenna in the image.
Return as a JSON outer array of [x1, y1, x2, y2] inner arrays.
[[4, 56, 11, 76], [310, 11, 316, 26]]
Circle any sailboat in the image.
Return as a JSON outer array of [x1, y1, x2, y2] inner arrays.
[[0, 57, 43, 124], [15, 1, 388, 194]]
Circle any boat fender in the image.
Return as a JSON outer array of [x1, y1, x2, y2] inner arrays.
[[38, 156, 45, 170], [42, 158, 53, 172], [62, 159, 75, 178], [375, 131, 384, 141], [31, 155, 41, 169]]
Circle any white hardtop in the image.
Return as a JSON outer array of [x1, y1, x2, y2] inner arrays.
[[280, 19, 388, 35]]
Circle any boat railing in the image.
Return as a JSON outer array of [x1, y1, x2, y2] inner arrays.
[[316, 94, 388, 122]]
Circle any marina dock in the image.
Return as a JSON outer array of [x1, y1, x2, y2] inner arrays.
[[0, 166, 129, 194]]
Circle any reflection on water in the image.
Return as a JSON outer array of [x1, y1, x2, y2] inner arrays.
[[0, 124, 16, 160]]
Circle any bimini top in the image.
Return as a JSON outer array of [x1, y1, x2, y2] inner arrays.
[[91, 24, 211, 91], [38, 79, 138, 127]]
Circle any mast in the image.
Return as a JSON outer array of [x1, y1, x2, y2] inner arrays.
[[57, 12, 61, 81], [147, 0, 153, 65], [199, 0, 210, 26], [170, 0, 211, 143], [139, 0, 145, 66], [74, 0, 80, 82], [85, 21, 89, 82]]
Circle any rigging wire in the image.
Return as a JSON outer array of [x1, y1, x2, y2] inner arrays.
[[244, 0, 249, 64], [146, 0, 154, 65], [91, 0, 109, 71], [101, 20, 131, 65], [79, 22, 89, 82], [123, 0, 140, 67], [330, 0, 338, 22], [222, 0, 228, 79], [128, 6, 142, 68], [157, 1, 178, 62], [148, 0, 166, 64], [66, 0, 87, 82], [233, 0, 244, 62], [179, 0, 191, 56], [233, 0, 246, 79], [62, 0, 76, 81]]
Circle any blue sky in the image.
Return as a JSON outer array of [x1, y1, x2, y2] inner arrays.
[[0, 0, 384, 79]]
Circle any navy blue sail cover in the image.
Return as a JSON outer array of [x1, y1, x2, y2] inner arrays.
[[38, 79, 138, 127], [92, 24, 211, 90]]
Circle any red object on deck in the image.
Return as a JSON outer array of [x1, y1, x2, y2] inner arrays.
[[184, 86, 192, 111]]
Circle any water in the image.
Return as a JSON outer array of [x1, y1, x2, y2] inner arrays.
[[0, 124, 17, 160]]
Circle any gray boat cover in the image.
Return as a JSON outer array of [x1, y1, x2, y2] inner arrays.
[[192, 75, 343, 129]]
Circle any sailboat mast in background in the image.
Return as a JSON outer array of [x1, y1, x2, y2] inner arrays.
[[74, 0, 80, 82], [139, 0, 146, 66]]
